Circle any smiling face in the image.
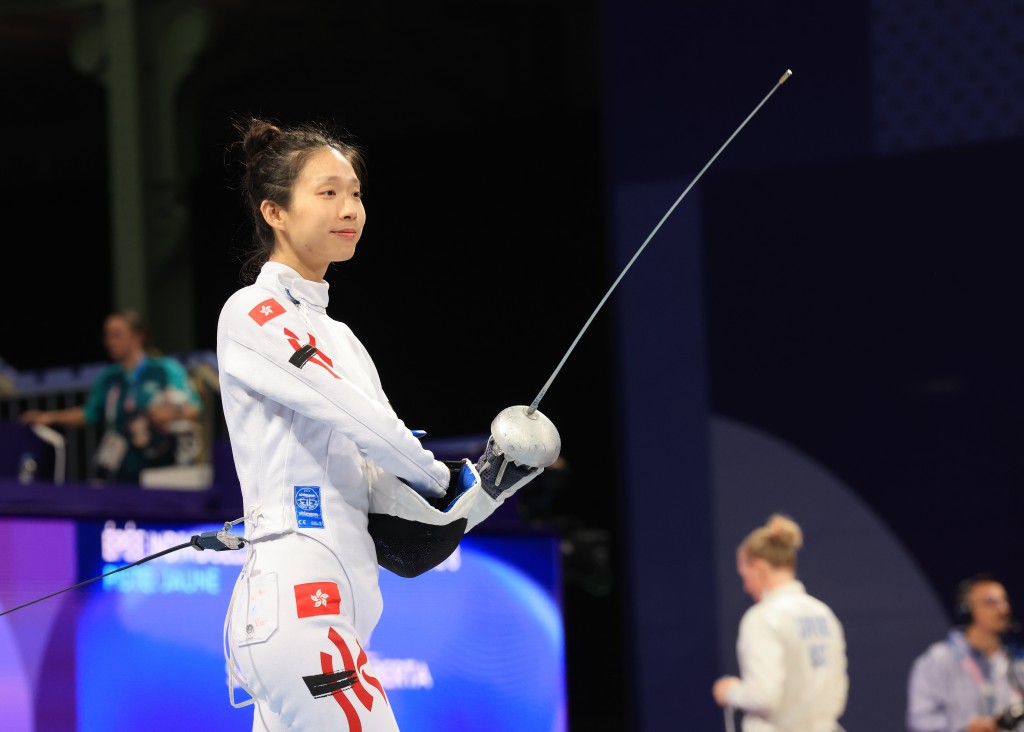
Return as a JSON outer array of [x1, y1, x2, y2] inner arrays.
[[262, 145, 365, 281]]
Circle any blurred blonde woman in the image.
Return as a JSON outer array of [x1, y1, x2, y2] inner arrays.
[[712, 513, 849, 732]]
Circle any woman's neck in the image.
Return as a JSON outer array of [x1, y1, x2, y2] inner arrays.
[[762, 570, 796, 594], [269, 253, 326, 282], [121, 350, 145, 372]]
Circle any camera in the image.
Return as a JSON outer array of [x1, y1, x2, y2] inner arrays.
[[997, 702, 1024, 730]]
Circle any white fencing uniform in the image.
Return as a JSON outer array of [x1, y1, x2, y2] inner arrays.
[[727, 580, 849, 732], [217, 261, 507, 731]]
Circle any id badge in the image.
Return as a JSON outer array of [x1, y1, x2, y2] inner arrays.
[[95, 431, 129, 472]]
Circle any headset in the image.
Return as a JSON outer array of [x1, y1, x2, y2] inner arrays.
[[955, 572, 1001, 626]]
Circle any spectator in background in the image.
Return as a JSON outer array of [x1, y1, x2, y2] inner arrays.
[[712, 513, 849, 732], [907, 574, 1024, 732], [20, 308, 202, 484]]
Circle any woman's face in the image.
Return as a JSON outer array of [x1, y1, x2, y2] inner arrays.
[[736, 548, 766, 601], [103, 316, 143, 362], [268, 146, 365, 280]]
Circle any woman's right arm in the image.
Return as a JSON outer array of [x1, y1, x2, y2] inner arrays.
[[726, 611, 785, 717], [220, 294, 450, 497], [20, 406, 87, 428]]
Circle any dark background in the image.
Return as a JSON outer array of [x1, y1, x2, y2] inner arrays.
[[3, 1, 1023, 729]]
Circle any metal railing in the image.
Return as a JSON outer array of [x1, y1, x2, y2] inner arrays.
[[0, 352, 223, 484]]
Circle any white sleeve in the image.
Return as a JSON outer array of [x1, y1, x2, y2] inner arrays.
[[220, 295, 450, 496], [367, 461, 510, 532], [727, 610, 785, 716], [827, 615, 850, 721]]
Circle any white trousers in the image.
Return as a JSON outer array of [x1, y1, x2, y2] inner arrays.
[[227, 534, 399, 732]]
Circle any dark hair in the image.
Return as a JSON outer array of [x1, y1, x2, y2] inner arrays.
[[230, 116, 366, 284], [105, 308, 161, 355], [955, 572, 1002, 622], [106, 308, 148, 341]]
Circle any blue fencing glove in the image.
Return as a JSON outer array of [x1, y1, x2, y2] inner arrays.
[[424, 459, 481, 512]]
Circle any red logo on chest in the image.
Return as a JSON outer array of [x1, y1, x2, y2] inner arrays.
[[248, 298, 285, 326]]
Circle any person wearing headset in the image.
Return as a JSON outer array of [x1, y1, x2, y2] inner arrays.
[[907, 574, 1024, 732]]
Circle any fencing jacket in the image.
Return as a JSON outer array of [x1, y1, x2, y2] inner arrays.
[[727, 580, 849, 732], [217, 261, 504, 639]]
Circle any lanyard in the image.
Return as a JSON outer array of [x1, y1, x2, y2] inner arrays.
[[105, 358, 149, 424], [962, 651, 997, 715]]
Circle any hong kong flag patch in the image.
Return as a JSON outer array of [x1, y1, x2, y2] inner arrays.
[[295, 581, 341, 618], [249, 298, 285, 326]]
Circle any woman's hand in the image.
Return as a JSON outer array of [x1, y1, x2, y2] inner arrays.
[[712, 676, 740, 707]]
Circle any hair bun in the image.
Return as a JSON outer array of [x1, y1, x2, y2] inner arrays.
[[239, 118, 282, 165], [765, 513, 803, 550]]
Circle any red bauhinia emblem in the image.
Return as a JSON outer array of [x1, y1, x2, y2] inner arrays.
[[248, 298, 285, 326], [294, 582, 341, 618]]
